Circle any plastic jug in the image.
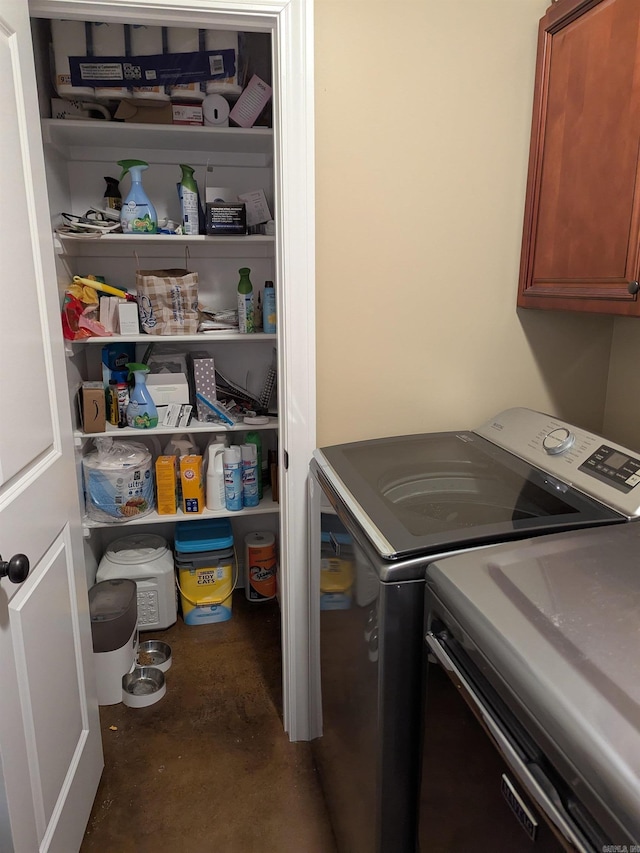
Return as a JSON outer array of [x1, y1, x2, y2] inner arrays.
[[163, 434, 198, 457], [206, 442, 227, 511]]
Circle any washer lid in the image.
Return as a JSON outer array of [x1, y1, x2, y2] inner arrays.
[[427, 522, 640, 843], [105, 533, 169, 564]]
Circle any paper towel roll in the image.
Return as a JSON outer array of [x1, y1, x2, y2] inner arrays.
[[129, 25, 169, 101], [92, 22, 128, 101], [205, 30, 242, 96], [51, 20, 95, 99], [167, 28, 205, 102], [203, 94, 230, 127]]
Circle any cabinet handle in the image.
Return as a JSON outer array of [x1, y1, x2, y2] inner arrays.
[[628, 281, 640, 295]]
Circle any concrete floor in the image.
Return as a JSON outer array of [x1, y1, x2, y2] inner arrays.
[[81, 594, 337, 853]]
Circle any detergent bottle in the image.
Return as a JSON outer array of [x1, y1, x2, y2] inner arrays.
[[125, 364, 158, 429], [177, 164, 201, 236], [117, 160, 157, 234]]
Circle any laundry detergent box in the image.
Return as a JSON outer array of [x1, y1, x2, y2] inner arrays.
[[180, 455, 205, 514]]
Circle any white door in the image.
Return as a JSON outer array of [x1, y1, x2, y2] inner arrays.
[[0, 1, 103, 851]]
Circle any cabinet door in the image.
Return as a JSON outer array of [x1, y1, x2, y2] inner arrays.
[[518, 0, 640, 315], [0, 1, 103, 850]]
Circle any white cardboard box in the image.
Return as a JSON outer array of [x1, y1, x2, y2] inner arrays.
[[146, 374, 190, 406]]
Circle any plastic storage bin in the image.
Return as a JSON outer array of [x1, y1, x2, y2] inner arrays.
[[174, 519, 236, 624]]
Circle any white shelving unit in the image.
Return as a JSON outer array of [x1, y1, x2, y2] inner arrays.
[[48, 117, 279, 538]]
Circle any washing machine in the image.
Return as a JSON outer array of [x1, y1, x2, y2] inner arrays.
[[308, 407, 640, 853]]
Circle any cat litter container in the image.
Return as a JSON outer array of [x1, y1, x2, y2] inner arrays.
[[174, 519, 236, 625]]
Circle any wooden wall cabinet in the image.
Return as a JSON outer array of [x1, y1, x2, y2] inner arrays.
[[518, 0, 640, 316]]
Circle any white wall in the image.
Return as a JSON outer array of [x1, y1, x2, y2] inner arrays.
[[314, 0, 614, 446]]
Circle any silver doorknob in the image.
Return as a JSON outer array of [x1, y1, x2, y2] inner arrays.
[[0, 554, 30, 584]]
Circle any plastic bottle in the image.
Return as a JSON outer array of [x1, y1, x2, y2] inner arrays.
[[241, 444, 259, 507], [112, 369, 130, 427], [107, 379, 119, 426], [125, 363, 159, 429], [117, 160, 157, 234], [223, 446, 243, 511], [263, 281, 276, 333], [244, 431, 263, 499], [205, 442, 227, 511], [163, 434, 198, 457], [237, 267, 254, 333], [178, 164, 200, 236], [103, 177, 122, 212]]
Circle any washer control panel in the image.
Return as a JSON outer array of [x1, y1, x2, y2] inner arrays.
[[474, 407, 640, 517], [579, 446, 640, 493]]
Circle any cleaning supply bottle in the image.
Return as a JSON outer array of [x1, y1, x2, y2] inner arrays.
[[223, 446, 243, 511], [206, 441, 227, 510], [103, 177, 121, 211], [112, 369, 130, 427], [263, 280, 276, 333], [237, 267, 254, 333], [117, 160, 157, 234], [125, 363, 159, 429], [177, 164, 201, 236], [245, 431, 263, 499], [241, 443, 259, 507]]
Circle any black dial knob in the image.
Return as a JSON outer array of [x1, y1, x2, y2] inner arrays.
[[0, 554, 30, 584], [628, 281, 640, 295]]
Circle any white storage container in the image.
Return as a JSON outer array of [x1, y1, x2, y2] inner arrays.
[[97, 534, 177, 630]]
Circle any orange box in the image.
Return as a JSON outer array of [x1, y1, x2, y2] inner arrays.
[[155, 456, 177, 515], [180, 455, 205, 514]]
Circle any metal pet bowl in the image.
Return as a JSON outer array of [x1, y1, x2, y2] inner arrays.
[[122, 666, 166, 708], [137, 640, 172, 673]]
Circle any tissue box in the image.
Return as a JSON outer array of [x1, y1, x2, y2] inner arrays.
[[146, 374, 190, 407], [191, 356, 217, 422], [172, 102, 203, 125]]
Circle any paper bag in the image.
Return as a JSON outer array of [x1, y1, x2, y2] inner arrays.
[[136, 269, 199, 335]]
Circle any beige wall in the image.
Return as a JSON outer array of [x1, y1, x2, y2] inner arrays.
[[604, 320, 640, 452], [314, 0, 614, 447]]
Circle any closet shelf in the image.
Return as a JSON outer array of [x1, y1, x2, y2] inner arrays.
[[42, 119, 273, 158], [82, 488, 279, 530], [68, 332, 276, 344], [75, 418, 278, 443]]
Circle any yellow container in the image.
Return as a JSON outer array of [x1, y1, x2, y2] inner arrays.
[[180, 454, 205, 514], [320, 555, 354, 610], [175, 548, 235, 624], [155, 455, 177, 515]]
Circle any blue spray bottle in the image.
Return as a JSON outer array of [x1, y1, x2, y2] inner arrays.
[[117, 159, 157, 234], [125, 363, 159, 428]]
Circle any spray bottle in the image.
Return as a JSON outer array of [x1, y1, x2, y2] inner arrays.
[[103, 176, 121, 211], [117, 159, 157, 234], [177, 164, 201, 236]]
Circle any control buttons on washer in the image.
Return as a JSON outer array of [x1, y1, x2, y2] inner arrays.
[[543, 427, 575, 455]]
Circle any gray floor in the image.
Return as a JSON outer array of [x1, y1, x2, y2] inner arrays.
[[81, 594, 337, 853]]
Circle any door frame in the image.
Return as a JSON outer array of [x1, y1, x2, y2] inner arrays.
[[28, 0, 316, 741]]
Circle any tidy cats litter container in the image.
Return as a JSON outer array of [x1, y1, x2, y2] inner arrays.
[[174, 518, 236, 625]]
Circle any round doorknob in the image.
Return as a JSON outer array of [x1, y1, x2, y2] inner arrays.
[[0, 554, 30, 584], [628, 281, 640, 295]]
